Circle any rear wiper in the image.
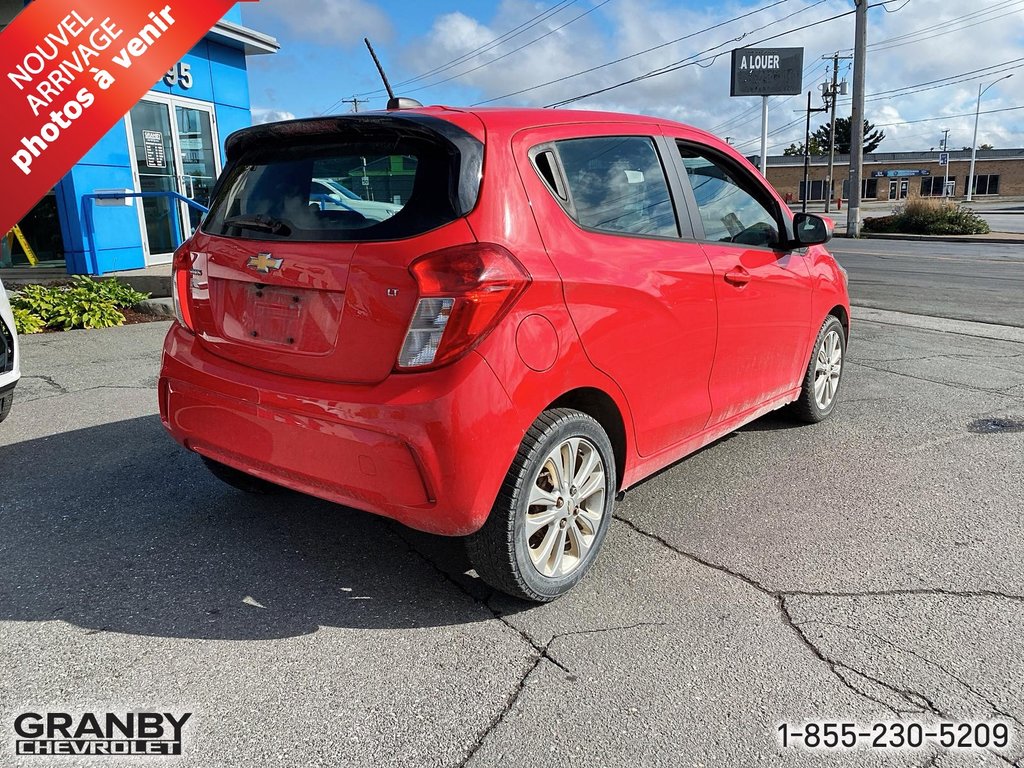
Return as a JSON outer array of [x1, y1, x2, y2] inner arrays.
[[223, 214, 291, 236]]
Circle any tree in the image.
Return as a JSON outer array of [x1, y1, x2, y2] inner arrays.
[[811, 117, 886, 155], [783, 137, 823, 156], [962, 144, 994, 150]]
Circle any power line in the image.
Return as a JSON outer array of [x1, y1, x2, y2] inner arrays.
[[872, 104, 1024, 128], [395, 0, 616, 98], [709, 57, 831, 134], [471, 0, 794, 106], [864, 58, 1024, 98], [546, 1, 850, 108], [373, 1, 578, 94], [841, 0, 1024, 53], [320, 0, 582, 113], [730, 58, 1024, 149]]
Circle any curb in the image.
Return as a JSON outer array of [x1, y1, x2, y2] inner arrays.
[[851, 233, 1024, 245], [135, 297, 175, 318], [852, 306, 1024, 343]]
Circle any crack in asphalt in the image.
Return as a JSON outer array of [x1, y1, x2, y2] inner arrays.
[[802, 619, 1024, 731], [391, 513, 1022, 766], [613, 514, 1023, 765], [19, 374, 69, 396], [785, 588, 1024, 604], [851, 360, 1023, 400], [17, 381, 157, 404], [388, 527, 668, 767]]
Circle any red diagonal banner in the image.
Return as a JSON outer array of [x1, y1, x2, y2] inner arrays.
[[0, 0, 257, 234]]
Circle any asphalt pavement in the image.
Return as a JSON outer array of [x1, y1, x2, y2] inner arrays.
[[979, 211, 1024, 234], [830, 238, 1024, 328], [2, 305, 1022, 766]]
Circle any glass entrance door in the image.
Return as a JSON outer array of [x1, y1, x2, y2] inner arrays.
[[128, 96, 219, 265], [130, 101, 178, 259], [175, 105, 217, 235]]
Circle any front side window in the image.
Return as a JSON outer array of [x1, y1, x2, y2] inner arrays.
[[677, 144, 780, 248], [553, 136, 678, 238]]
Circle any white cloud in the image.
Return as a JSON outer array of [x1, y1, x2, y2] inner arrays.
[[245, 0, 393, 47], [395, 0, 1024, 152], [252, 108, 298, 124]]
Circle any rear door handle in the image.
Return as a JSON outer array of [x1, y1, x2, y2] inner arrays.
[[724, 267, 751, 286]]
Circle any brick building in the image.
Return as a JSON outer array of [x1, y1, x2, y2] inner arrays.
[[765, 148, 1024, 204]]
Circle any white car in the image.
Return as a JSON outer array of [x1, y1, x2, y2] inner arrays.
[[310, 178, 402, 222], [0, 276, 19, 423]]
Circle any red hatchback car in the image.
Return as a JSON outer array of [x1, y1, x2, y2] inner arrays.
[[160, 105, 849, 601]]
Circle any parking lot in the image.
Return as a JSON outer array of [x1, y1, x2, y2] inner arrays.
[[2, 261, 1024, 766]]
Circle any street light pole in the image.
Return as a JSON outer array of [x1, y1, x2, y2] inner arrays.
[[967, 74, 1013, 202]]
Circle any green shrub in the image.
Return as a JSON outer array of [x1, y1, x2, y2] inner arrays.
[[10, 277, 148, 332], [863, 199, 990, 235], [70, 276, 150, 307], [13, 307, 46, 334]]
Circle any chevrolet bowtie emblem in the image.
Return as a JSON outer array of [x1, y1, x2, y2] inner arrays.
[[247, 253, 284, 274]]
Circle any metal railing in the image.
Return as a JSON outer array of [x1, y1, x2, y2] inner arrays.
[[81, 191, 209, 274]]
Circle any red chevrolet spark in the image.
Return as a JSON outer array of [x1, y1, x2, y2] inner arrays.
[[160, 105, 849, 601]]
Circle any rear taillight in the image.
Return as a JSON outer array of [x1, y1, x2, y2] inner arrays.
[[171, 243, 194, 332], [396, 243, 530, 370]]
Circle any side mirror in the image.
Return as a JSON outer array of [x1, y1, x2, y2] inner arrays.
[[792, 212, 833, 246]]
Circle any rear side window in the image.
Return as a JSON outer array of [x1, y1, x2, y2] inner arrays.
[[204, 138, 458, 242], [554, 136, 678, 238]]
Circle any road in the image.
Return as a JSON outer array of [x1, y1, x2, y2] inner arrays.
[[2, 315, 1023, 767], [830, 238, 1024, 327], [979, 211, 1024, 234]]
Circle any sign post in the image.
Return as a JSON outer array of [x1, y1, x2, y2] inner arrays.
[[731, 47, 804, 177], [938, 151, 950, 198]]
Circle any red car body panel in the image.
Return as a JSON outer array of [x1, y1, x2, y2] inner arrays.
[[159, 106, 851, 536]]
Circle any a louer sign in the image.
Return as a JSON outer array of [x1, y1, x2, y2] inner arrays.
[[730, 47, 804, 97]]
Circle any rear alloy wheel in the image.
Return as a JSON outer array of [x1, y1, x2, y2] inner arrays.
[[790, 315, 846, 423], [200, 456, 284, 494], [466, 409, 616, 602]]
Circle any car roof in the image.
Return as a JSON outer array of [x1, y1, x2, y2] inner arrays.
[[226, 105, 728, 164], [328, 105, 720, 143]]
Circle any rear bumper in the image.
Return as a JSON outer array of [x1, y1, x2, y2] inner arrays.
[[159, 324, 522, 535]]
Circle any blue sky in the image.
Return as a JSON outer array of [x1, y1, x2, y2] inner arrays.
[[240, 0, 1024, 153]]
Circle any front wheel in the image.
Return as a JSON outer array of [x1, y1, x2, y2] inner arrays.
[[0, 391, 12, 424], [789, 315, 846, 423], [466, 409, 616, 602]]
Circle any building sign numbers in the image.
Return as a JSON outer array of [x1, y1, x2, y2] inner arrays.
[[163, 62, 193, 90]]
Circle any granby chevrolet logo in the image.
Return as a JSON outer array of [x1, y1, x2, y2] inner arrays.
[[246, 252, 283, 274], [13, 711, 192, 756]]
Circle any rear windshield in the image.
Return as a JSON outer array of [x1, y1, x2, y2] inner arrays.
[[203, 136, 460, 242]]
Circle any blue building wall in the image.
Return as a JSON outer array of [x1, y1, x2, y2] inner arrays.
[[57, 37, 254, 275]]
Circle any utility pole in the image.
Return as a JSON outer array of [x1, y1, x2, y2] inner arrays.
[[847, 0, 868, 237], [802, 91, 829, 214], [822, 53, 851, 213], [341, 97, 365, 113], [760, 95, 770, 176]]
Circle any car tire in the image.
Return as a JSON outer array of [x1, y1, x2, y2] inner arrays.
[[466, 408, 616, 602], [789, 315, 846, 424], [0, 391, 12, 424], [200, 456, 284, 494]]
